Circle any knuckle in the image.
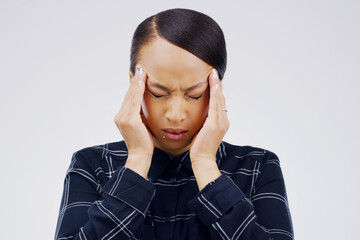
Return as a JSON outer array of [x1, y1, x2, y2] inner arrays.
[[114, 114, 120, 124], [118, 117, 129, 127], [226, 120, 230, 129]]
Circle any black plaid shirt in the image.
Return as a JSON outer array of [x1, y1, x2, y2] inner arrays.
[[55, 140, 293, 239]]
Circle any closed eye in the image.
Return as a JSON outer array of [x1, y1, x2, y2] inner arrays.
[[151, 93, 166, 98], [150, 91, 202, 100], [189, 95, 202, 100]]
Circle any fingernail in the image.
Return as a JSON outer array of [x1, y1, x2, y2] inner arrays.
[[215, 83, 219, 91], [138, 67, 143, 77], [212, 69, 219, 80], [139, 79, 142, 86]]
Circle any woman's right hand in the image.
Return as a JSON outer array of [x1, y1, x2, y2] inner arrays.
[[114, 66, 154, 178]]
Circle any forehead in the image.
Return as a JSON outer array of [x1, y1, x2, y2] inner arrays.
[[138, 37, 213, 88]]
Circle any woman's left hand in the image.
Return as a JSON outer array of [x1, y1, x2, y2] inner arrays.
[[189, 68, 230, 166]]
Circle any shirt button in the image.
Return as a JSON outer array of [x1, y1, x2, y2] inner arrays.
[[170, 178, 176, 183]]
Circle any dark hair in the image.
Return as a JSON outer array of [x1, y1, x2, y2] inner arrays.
[[129, 8, 227, 80]]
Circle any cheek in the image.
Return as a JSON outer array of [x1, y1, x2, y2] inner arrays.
[[189, 99, 209, 124]]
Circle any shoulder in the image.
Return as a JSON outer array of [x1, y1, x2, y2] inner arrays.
[[69, 140, 128, 169], [219, 141, 281, 171]]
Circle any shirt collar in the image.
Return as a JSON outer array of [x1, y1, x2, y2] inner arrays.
[[147, 143, 225, 180], [147, 147, 192, 180]]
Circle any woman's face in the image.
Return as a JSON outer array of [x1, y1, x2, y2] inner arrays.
[[131, 37, 213, 157]]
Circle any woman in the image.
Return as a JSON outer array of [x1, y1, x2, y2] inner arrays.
[[55, 8, 294, 240]]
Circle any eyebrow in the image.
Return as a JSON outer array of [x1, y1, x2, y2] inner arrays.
[[148, 79, 207, 92]]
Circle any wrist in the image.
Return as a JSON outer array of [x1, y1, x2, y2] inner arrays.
[[191, 159, 221, 191], [124, 154, 152, 179]]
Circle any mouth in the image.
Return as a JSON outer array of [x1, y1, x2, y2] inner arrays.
[[162, 128, 188, 134], [162, 128, 188, 140]]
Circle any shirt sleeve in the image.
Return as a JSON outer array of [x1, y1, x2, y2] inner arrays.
[[188, 151, 294, 240], [54, 151, 156, 240]]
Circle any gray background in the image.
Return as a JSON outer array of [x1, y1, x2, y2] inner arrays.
[[1, 0, 359, 239]]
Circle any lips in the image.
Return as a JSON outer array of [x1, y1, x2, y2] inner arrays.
[[162, 128, 188, 141], [162, 128, 188, 134]]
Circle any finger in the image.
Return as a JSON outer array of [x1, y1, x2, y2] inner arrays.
[[211, 70, 229, 133], [116, 67, 146, 122], [127, 67, 145, 98], [120, 70, 139, 111], [216, 80, 225, 113], [212, 69, 224, 122], [131, 67, 147, 113], [215, 77, 230, 131], [208, 69, 219, 118], [217, 81, 230, 129], [126, 67, 147, 117]]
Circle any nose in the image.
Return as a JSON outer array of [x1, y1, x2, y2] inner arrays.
[[165, 96, 186, 123]]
